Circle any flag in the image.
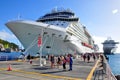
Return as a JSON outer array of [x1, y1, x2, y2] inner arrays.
[[38, 35, 42, 47]]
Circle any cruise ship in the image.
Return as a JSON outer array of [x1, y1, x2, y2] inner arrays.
[[5, 8, 95, 56], [102, 37, 119, 55]]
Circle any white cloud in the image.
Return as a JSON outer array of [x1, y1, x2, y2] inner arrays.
[[0, 30, 20, 45], [0, 30, 16, 40], [0, 30, 23, 48], [112, 9, 118, 14], [93, 36, 106, 52]]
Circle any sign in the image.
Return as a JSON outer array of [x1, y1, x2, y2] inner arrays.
[[38, 35, 42, 47]]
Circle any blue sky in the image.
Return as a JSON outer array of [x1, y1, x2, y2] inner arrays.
[[0, 0, 120, 52]]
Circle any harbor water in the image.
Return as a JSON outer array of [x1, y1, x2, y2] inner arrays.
[[108, 53, 120, 75], [0, 52, 21, 61]]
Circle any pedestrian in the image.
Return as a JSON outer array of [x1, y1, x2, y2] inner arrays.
[[68, 54, 73, 71], [93, 54, 96, 61], [50, 54, 54, 68], [87, 54, 90, 63], [62, 56, 67, 70], [27, 54, 31, 61], [57, 56, 61, 68], [83, 54, 86, 62]]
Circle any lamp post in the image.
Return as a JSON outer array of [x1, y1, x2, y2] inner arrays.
[[38, 25, 50, 66], [39, 29, 43, 66]]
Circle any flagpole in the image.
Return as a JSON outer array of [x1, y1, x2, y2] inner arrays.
[[40, 29, 43, 66], [38, 25, 50, 66]]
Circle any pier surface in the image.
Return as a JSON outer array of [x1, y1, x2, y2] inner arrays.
[[0, 57, 116, 80]]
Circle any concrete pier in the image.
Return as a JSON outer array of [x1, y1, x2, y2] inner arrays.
[[0, 56, 117, 80]]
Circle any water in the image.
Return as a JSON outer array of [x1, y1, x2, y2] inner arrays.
[[108, 53, 120, 75], [0, 52, 22, 61]]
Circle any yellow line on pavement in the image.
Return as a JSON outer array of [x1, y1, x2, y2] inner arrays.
[[14, 69, 82, 80], [86, 60, 99, 80], [0, 68, 82, 80], [0, 68, 6, 70]]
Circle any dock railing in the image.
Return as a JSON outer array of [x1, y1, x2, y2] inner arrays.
[[93, 54, 117, 80], [103, 55, 117, 80]]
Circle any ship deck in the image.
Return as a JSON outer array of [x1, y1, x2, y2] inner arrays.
[[0, 56, 117, 80]]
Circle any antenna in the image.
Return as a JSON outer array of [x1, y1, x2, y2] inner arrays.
[[17, 13, 21, 20]]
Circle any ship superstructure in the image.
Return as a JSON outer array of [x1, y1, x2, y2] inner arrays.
[[102, 37, 119, 55], [6, 8, 95, 56]]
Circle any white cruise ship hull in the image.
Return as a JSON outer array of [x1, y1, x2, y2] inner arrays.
[[6, 20, 93, 56]]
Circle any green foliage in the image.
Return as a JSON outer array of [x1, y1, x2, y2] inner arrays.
[[0, 39, 19, 50]]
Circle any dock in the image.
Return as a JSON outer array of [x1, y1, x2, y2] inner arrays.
[[0, 55, 117, 80]]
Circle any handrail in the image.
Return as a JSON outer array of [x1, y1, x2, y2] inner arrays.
[[103, 55, 117, 80], [91, 54, 117, 80]]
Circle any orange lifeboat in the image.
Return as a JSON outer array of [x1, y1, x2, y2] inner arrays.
[[81, 42, 93, 48]]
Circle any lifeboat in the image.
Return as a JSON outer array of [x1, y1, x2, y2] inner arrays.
[[81, 42, 93, 49]]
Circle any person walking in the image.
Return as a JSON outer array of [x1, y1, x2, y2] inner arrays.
[[68, 54, 73, 71], [87, 54, 90, 63], [83, 54, 86, 62], [57, 56, 61, 68], [62, 56, 67, 71], [92, 54, 96, 61], [50, 54, 54, 68]]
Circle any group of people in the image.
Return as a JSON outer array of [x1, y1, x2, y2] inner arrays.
[[82, 53, 97, 62], [49, 54, 73, 71]]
